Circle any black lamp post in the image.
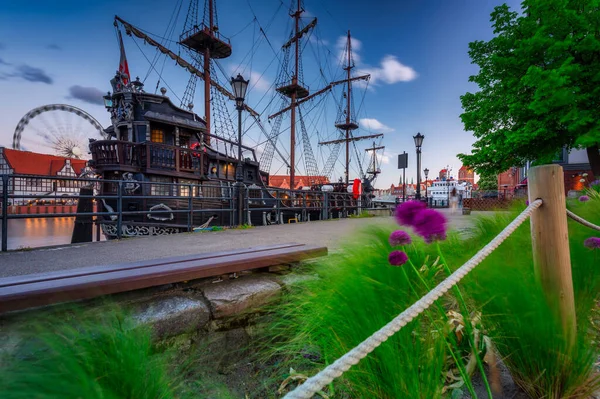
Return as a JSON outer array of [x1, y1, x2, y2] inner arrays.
[[413, 133, 424, 200], [231, 73, 249, 226], [423, 168, 429, 201]]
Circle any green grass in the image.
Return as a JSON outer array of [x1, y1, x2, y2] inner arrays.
[[257, 196, 600, 398], [0, 309, 180, 399], [256, 228, 491, 398]]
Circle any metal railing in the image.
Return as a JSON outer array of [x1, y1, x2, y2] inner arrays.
[[0, 174, 364, 251]]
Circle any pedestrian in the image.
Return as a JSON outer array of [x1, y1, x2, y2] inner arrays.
[[450, 187, 459, 214]]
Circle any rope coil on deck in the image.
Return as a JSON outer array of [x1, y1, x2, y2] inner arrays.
[[283, 199, 543, 399], [567, 209, 600, 232]]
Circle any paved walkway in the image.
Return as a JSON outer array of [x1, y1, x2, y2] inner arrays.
[[0, 209, 479, 278]]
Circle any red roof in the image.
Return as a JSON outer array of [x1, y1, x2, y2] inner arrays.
[[269, 175, 330, 189], [2, 148, 87, 176]]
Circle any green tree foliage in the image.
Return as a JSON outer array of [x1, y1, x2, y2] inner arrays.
[[476, 173, 498, 191], [459, 0, 600, 177]]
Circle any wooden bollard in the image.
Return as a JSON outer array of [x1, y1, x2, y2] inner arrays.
[[528, 164, 576, 341]]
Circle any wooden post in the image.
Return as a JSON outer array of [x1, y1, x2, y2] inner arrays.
[[528, 164, 576, 341]]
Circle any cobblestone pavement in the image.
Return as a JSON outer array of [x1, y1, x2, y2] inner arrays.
[[0, 209, 484, 278]]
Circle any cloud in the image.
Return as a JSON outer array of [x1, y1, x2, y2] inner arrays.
[[15, 64, 53, 84], [359, 55, 417, 85], [359, 118, 394, 133], [335, 34, 417, 86], [0, 58, 10, 66], [67, 85, 105, 105], [336, 35, 362, 65], [47, 44, 61, 50], [248, 71, 272, 92], [377, 154, 390, 165], [229, 64, 272, 93]]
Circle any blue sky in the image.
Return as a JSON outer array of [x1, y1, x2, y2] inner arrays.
[[0, 0, 522, 188]]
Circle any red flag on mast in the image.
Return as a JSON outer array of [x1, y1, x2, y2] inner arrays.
[[117, 29, 130, 85]]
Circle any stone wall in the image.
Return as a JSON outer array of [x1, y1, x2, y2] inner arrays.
[[0, 266, 317, 358]]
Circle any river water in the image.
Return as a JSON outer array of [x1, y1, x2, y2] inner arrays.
[[1, 218, 105, 251]]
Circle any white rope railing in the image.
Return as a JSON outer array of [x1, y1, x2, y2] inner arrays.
[[283, 199, 544, 399], [567, 209, 600, 232]]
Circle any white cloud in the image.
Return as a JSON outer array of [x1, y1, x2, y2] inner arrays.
[[377, 154, 390, 165], [336, 35, 362, 65], [248, 71, 271, 92], [229, 64, 272, 93], [359, 55, 417, 85], [335, 34, 417, 87], [359, 118, 394, 133]]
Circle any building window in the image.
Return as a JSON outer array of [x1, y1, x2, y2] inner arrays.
[[151, 129, 164, 143], [151, 176, 172, 196], [179, 179, 199, 197]]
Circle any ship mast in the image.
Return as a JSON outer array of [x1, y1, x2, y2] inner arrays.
[[319, 31, 382, 184], [365, 142, 385, 176], [274, 0, 312, 190], [179, 0, 232, 145]]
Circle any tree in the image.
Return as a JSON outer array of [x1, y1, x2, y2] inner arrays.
[[477, 173, 498, 191], [459, 0, 600, 177]]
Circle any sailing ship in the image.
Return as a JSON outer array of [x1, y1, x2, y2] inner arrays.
[[89, 0, 386, 238]]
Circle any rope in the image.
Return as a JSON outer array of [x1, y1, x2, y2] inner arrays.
[[283, 199, 543, 399], [567, 209, 600, 231]]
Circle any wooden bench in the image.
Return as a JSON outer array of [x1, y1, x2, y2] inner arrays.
[[0, 243, 327, 314]]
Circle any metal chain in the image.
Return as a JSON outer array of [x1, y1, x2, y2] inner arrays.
[[283, 199, 543, 399], [567, 209, 600, 231]]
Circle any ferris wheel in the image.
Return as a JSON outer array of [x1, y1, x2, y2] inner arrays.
[[12, 104, 109, 159]]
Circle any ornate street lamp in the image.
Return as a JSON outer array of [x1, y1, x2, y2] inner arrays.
[[423, 168, 429, 201], [231, 74, 249, 226], [413, 133, 425, 200], [103, 92, 113, 109]]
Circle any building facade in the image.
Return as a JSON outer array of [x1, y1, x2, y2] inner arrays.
[[0, 147, 88, 205]]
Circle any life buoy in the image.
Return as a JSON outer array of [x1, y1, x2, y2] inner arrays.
[[352, 178, 362, 199]]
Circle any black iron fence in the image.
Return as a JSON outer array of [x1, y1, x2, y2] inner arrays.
[[0, 174, 365, 252]]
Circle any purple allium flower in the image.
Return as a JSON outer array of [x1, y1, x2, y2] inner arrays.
[[526, 200, 530, 206], [388, 250, 409, 266], [591, 180, 600, 187], [412, 209, 448, 244], [389, 230, 412, 246], [584, 237, 600, 249], [395, 200, 426, 227], [579, 195, 590, 202]]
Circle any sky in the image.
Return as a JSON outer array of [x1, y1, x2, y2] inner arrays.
[[0, 0, 523, 188]]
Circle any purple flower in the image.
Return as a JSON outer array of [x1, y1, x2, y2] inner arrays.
[[579, 195, 590, 202], [526, 200, 530, 206], [389, 230, 412, 246], [591, 180, 600, 187], [413, 209, 448, 244], [584, 237, 600, 249], [389, 250, 409, 266], [395, 200, 426, 227]]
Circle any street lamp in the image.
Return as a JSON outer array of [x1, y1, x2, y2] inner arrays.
[[231, 73, 249, 225], [423, 168, 429, 201], [413, 133, 424, 200], [103, 92, 113, 109]]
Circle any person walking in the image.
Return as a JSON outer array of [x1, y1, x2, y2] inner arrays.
[[450, 187, 459, 214]]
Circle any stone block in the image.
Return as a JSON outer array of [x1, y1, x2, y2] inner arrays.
[[131, 295, 210, 339], [201, 275, 281, 319]]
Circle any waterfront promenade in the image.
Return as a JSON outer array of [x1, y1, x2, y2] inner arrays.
[[0, 210, 476, 278]]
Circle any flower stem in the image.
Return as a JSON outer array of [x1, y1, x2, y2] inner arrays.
[[437, 243, 493, 399]]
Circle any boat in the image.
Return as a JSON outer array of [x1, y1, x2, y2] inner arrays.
[[88, 0, 386, 238], [427, 179, 472, 206]]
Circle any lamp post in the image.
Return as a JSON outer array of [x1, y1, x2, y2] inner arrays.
[[423, 168, 429, 201], [413, 133, 424, 200], [231, 74, 249, 226]]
